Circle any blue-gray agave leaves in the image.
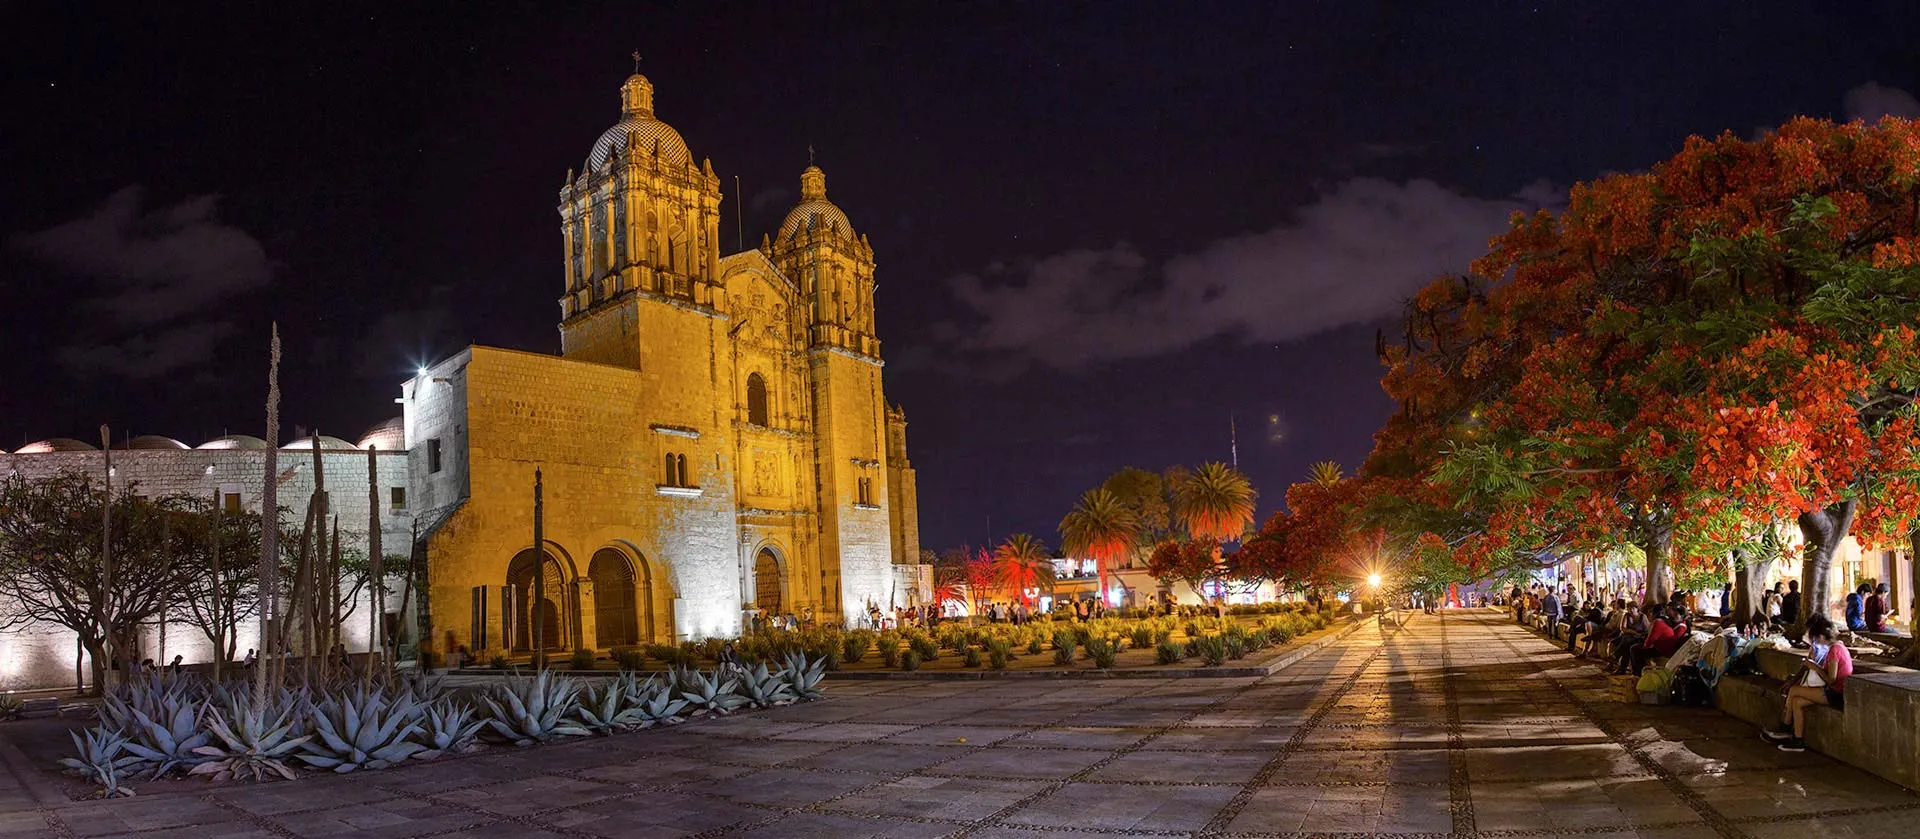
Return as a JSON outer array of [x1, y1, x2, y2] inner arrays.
[[415, 701, 484, 759], [625, 673, 688, 727], [59, 728, 144, 798], [572, 681, 649, 735], [189, 705, 313, 782], [298, 687, 427, 772], [736, 662, 796, 708], [119, 695, 212, 778], [779, 652, 827, 701], [677, 668, 747, 716], [481, 670, 589, 746]]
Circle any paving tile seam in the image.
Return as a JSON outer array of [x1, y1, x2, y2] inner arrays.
[[196, 790, 339, 838], [1198, 618, 1408, 836], [1439, 613, 1477, 836], [584, 671, 1192, 839], [949, 622, 1396, 839], [1493, 623, 1749, 839]]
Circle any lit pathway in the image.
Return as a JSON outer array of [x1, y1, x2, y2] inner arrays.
[[8, 611, 1919, 838]]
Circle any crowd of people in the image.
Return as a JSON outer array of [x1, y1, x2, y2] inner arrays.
[[1506, 578, 1862, 754]]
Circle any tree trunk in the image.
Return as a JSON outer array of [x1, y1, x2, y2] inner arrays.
[[1640, 527, 1674, 607], [1899, 529, 1920, 667], [82, 635, 108, 698], [1795, 501, 1857, 637], [1731, 550, 1775, 630]]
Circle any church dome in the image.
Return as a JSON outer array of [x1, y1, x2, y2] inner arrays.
[[283, 436, 359, 451], [585, 75, 692, 171], [199, 435, 269, 450], [15, 438, 97, 453], [777, 166, 856, 242], [357, 417, 406, 452]]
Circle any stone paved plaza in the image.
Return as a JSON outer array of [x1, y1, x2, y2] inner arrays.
[[4, 611, 1917, 838]]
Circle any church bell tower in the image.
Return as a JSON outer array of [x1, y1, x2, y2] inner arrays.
[[556, 73, 725, 367]]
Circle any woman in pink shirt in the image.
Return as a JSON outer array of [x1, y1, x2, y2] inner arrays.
[[1764, 619, 1851, 752]]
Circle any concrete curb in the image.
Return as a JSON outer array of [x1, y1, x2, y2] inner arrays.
[[823, 616, 1372, 681]]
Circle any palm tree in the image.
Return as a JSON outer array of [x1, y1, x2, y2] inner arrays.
[[993, 533, 1056, 605], [1308, 460, 1344, 487], [1175, 461, 1258, 543], [1059, 489, 1139, 604]]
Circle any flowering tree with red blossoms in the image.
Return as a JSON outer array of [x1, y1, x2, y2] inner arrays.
[[1365, 117, 1920, 631]]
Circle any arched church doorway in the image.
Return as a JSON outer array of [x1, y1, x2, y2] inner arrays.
[[507, 548, 572, 652], [590, 548, 639, 648], [754, 548, 784, 615]]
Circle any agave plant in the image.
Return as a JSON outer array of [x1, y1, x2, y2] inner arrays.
[[626, 674, 689, 727], [572, 681, 649, 735], [298, 687, 427, 772], [734, 662, 796, 709], [480, 670, 589, 746], [59, 728, 144, 798], [779, 652, 827, 701], [189, 704, 313, 782], [676, 668, 746, 716], [118, 694, 212, 778], [414, 701, 484, 759]]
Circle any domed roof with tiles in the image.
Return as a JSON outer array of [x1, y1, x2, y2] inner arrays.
[[585, 74, 692, 171], [777, 166, 856, 242]]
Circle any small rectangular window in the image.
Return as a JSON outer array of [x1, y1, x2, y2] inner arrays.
[[222, 492, 242, 514], [390, 486, 407, 511], [427, 439, 443, 474]]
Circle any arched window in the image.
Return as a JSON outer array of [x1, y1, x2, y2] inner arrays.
[[676, 454, 690, 487], [664, 453, 677, 486], [746, 373, 769, 426]]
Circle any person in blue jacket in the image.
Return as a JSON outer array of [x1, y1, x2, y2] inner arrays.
[[1845, 583, 1870, 631]]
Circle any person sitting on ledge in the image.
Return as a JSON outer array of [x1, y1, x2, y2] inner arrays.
[[1764, 617, 1851, 753], [1630, 606, 1688, 677], [1609, 602, 1649, 675], [1845, 583, 1871, 632]]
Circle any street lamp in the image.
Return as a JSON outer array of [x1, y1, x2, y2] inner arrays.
[[1367, 573, 1383, 589]]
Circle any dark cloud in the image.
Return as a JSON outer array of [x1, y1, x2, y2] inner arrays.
[[10, 187, 271, 378], [1843, 82, 1920, 121], [750, 187, 793, 213], [943, 178, 1553, 370]]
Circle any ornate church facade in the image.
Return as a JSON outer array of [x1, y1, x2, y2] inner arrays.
[[404, 72, 924, 654]]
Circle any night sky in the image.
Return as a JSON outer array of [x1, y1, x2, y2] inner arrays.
[[4, 3, 1918, 553]]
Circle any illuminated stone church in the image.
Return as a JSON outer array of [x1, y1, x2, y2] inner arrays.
[[405, 72, 922, 653]]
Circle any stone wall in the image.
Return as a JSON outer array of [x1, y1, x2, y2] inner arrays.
[[0, 443, 412, 691]]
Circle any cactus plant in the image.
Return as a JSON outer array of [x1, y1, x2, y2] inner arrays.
[[188, 704, 312, 782], [677, 669, 747, 716], [414, 701, 484, 759], [778, 652, 827, 701], [59, 728, 144, 797], [480, 670, 589, 746], [118, 694, 212, 778], [572, 681, 648, 735], [298, 687, 427, 772], [735, 662, 796, 708], [626, 674, 689, 727]]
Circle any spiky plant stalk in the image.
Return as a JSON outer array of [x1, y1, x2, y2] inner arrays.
[[257, 323, 280, 706], [98, 424, 113, 694], [365, 444, 383, 688]]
